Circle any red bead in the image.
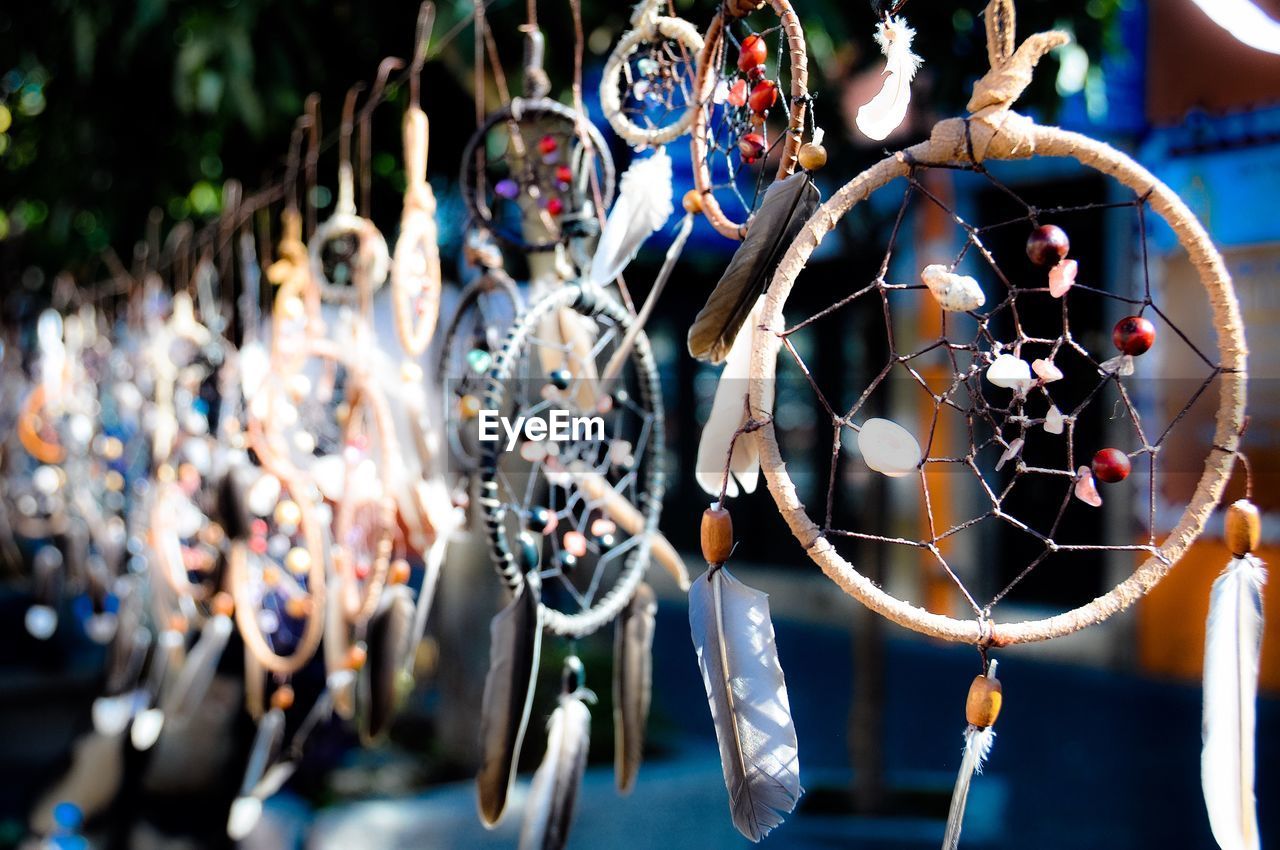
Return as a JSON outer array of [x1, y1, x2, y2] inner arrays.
[[1091, 448, 1131, 483], [739, 132, 765, 163], [738, 34, 767, 72], [546, 197, 564, 216], [747, 64, 768, 83], [1112, 315, 1155, 356], [728, 78, 748, 108], [555, 165, 573, 185], [749, 80, 778, 113], [1026, 224, 1070, 267], [538, 134, 558, 155]]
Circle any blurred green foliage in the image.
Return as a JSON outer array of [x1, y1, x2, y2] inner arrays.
[[0, 0, 1126, 295]]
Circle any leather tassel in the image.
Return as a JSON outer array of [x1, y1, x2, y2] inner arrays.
[[943, 660, 1002, 850], [688, 560, 801, 841], [614, 582, 657, 794], [360, 586, 416, 744], [477, 570, 544, 827], [590, 149, 674, 286], [1202, 500, 1265, 850], [519, 656, 596, 850], [687, 172, 820, 364]]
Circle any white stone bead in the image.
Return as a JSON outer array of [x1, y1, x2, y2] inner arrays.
[[986, 354, 1034, 393], [921, 264, 986, 312], [857, 418, 922, 477]]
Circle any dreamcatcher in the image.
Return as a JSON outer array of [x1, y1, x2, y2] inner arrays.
[[728, 2, 1254, 846]]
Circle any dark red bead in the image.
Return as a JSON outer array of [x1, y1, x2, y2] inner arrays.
[[1091, 448, 1131, 483], [546, 197, 564, 216], [749, 80, 778, 113], [738, 34, 767, 72], [739, 132, 765, 163], [1112, 315, 1155, 356], [747, 64, 768, 83], [538, 134, 558, 155], [1026, 224, 1070, 267], [555, 165, 573, 185]]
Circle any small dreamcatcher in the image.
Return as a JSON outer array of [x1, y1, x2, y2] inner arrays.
[[733, 2, 1253, 845], [689, 0, 812, 241]]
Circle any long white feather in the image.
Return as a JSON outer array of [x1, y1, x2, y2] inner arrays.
[[856, 17, 923, 141], [1202, 554, 1265, 850], [228, 706, 287, 840], [943, 725, 996, 850], [590, 149, 674, 286], [689, 566, 801, 842], [519, 691, 593, 850], [696, 297, 768, 498]]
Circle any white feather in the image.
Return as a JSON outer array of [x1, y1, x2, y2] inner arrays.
[[856, 17, 922, 141], [943, 725, 996, 850], [1203, 554, 1265, 850], [519, 693, 593, 850], [590, 149, 674, 286], [695, 297, 770, 498], [689, 567, 801, 842]]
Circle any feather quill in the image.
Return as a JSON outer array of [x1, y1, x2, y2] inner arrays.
[[477, 571, 544, 827], [688, 566, 801, 841], [943, 725, 996, 850], [688, 173, 820, 364], [856, 17, 923, 141], [695, 296, 773, 498], [1202, 554, 1265, 850], [614, 582, 657, 793], [520, 657, 595, 850], [590, 149, 674, 286]]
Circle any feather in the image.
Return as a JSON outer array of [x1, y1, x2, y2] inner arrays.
[[228, 706, 290, 840], [403, 534, 448, 680], [600, 210, 695, 388], [361, 586, 416, 744], [943, 725, 996, 850], [614, 582, 657, 793], [695, 297, 771, 498], [688, 173, 820, 364], [1202, 554, 1265, 850], [590, 149, 674, 286], [856, 17, 923, 141], [163, 613, 233, 720], [520, 657, 595, 850], [688, 566, 801, 841], [477, 571, 544, 827]]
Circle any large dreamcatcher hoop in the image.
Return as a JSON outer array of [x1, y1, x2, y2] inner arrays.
[[477, 283, 667, 638], [599, 0, 704, 149], [746, 9, 1247, 648], [690, 0, 809, 240]]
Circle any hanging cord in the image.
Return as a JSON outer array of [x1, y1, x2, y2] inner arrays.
[[359, 57, 407, 218], [410, 2, 436, 110]]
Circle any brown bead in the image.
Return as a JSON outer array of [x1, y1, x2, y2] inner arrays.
[[682, 190, 703, 215], [271, 684, 295, 711], [346, 643, 368, 671], [965, 672, 1003, 728], [701, 506, 734, 565], [389, 558, 412, 585], [285, 596, 312, 619], [725, 0, 765, 17], [798, 143, 828, 171], [1226, 499, 1261, 557], [212, 591, 235, 618]]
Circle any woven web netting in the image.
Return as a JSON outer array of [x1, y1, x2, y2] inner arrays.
[[771, 155, 1225, 617]]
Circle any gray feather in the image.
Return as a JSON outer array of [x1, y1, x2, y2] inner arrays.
[[688, 567, 801, 842], [519, 692, 592, 850], [614, 582, 657, 793], [687, 173, 820, 364], [477, 572, 543, 827]]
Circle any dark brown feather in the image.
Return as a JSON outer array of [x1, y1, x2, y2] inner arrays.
[[613, 582, 656, 793], [687, 172, 820, 364], [360, 586, 415, 744]]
